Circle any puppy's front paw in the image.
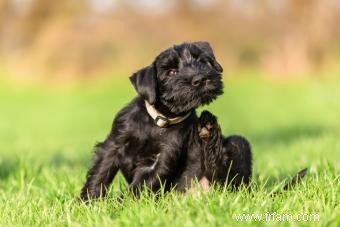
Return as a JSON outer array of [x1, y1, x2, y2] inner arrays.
[[198, 111, 219, 142]]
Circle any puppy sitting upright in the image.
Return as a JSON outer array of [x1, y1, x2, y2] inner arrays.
[[80, 42, 251, 201]]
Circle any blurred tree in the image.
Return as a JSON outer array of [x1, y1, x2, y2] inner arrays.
[[0, 0, 9, 39], [18, 0, 87, 45], [0, 0, 340, 81]]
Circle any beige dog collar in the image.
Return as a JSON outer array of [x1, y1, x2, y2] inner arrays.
[[145, 101, 192, 127]]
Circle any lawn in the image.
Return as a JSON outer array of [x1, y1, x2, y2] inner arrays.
[[0, 76, 339, 226]]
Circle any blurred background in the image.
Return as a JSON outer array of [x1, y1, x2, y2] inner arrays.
[[1, 0, 340, 84]]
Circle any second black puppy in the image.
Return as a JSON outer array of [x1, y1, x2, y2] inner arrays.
[[80, 42, 251, 201]]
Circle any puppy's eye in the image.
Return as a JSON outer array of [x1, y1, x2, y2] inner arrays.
[[168, 69, 178, 76]]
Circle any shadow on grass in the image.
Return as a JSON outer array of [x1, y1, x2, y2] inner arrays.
[[250, 124, 331, 146], [48, 152, 91, 169], [0, 157, 19, 180], [252, 169, 307, 188], [0, 153, 90, 180]]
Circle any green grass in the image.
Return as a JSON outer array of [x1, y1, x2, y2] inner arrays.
[[0, 77, 339, 226]]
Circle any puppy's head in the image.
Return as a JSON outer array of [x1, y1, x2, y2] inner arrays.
[[130, 42, 223, 114]]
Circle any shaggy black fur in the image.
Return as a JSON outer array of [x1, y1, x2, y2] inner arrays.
[[80, 42, 252, 201], [196, 111, 252, 188]]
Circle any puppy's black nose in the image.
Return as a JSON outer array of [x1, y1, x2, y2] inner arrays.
[[191, 75, 206, 87]]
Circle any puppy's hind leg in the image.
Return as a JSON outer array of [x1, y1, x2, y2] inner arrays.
[[198, 111, 252, 189], [198, 111, 226, 184], [80, 140, 120, 201], [223, 135, 252, 188]]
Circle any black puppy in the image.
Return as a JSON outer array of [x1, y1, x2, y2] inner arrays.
[[80, 42, 252, 201]]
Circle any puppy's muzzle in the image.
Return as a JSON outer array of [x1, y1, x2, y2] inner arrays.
[[191, 75, 207, 87]]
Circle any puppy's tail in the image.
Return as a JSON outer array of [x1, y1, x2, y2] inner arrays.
[[270, 168, 308, 197]]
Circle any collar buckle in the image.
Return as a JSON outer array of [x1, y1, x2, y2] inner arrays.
[[145, 100, 191, 128], [154, 115, 170, 127]]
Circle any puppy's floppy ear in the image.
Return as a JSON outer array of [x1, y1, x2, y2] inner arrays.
[[193, 41, 223, 73], [129, 64, 157, 105]]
